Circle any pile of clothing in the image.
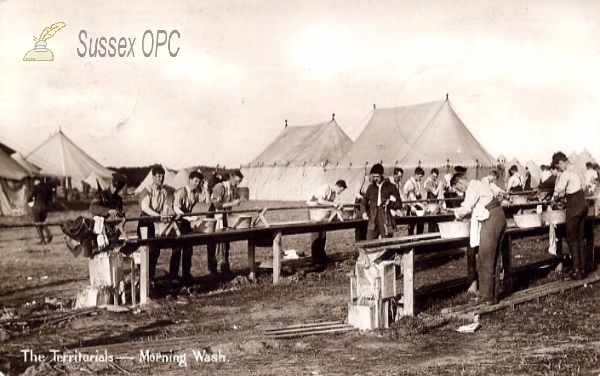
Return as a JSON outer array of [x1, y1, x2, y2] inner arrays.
[[61, 216, 122, 258]]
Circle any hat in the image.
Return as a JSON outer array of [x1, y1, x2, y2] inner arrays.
[[369, 163, 385, 175], [335, 179, 348, 189], [454, 166, 467, 173]]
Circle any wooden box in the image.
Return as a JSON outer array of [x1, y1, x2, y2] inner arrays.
[[355, 262, 396, 299]]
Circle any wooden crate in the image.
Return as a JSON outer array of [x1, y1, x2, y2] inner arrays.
[[355, 261, 396, 299]]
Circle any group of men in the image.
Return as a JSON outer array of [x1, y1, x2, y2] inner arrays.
[[315, 152, 592, 304], [85, 165, 245, 287]]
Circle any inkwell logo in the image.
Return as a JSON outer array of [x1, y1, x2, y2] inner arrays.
[[23, 22, 66, 61]]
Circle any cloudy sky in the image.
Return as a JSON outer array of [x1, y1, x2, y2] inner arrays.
[[1, 0, 599, 169]]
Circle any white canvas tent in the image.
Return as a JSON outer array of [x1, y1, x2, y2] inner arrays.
[[25, 130, 113, 190], [242, 117, 353, 201], [524, 160, 541, 189], [84, 171, 111, 190], [0, 148, 30, 216]]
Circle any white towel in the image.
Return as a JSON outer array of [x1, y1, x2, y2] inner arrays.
[[92, 216, 105, 235], [92, 216, 109, 251], [548, 223, 557, 256], [470, 206, 490, 248]]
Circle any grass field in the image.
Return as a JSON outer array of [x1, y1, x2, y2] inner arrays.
[[0, 200, 599, 375]]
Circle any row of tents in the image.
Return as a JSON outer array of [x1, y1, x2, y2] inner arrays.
[[0, 130, 216, 216], [497, 149, 598, 190], [0, 96, 597, 215], [241, 97, 598, 201]]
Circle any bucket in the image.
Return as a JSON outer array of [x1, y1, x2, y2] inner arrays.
[[542, 210, 566, 225], [309, 208, 332, 222], [426, 203, 440, 214], [513, 213, 542, 228], [510, 196, 528, 205], [438, 221, 470, 239], [190, 218, 217, 233], [228, 214, 253, 229], [341, 207, 355, 220]]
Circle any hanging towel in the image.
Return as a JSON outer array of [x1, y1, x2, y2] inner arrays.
[[548, 223, 557, 256], [470, 206, 490, 248], [92, 216, 109, 251]]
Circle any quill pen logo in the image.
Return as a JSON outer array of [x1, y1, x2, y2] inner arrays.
[[23, 22, 66, 61]]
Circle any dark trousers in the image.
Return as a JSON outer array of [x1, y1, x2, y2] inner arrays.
[[32, 208, 51, 243], [170, 221, 193, 279], [207, 242, 230, 273], [311, 231, 328, 260], [407, 210, 424, 236], [366, 207, 393, 240], [566, 190, 588, 274], [137, 220, 160, 281], [354, 198, 367, 242], [478, 205, 507, 301], [206, 213, 230, 274]]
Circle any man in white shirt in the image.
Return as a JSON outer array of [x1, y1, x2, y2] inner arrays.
[[171, 171, 204, 285], [482, 170, 506, 198], [552, 152, 588, 280], [506, 165, 523, 193], [404, 167, 425, 235], [585, 162, 598, 194], [207, 170, 244, 276], [137, 165, 169, 283], [307, 180, 347, 263], [452, 172, 507, 304]]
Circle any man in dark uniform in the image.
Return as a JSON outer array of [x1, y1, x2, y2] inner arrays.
[[89, 173, 128, 243], [28, 177, 53, 244], [361, 163, 403, 240]]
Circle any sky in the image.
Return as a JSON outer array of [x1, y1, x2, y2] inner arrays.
[[1, 0, 599, 169]]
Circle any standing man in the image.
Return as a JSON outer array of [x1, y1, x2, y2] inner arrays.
[[585, 162, 599, 195], [506, 165, 523, 193], [137, 165, 169, 284], [451, 172, 507, 304], [354, 174, 371, 242], [361, 164, 403, 240], [208, 170, 244, 276], [551, 152, 588, 280], [28, 177, 53, 245], [307, 179, 347, 263], [424, 168, 443, 232], [482, 170, 506, 198], [404, 167, 425, 235], [171, 170, 205, 285]]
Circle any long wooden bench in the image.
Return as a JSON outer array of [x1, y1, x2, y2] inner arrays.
[[355, 216, 600, 316]]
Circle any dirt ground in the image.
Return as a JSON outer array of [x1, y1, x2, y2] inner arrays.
[[0, 201, 599, 376]]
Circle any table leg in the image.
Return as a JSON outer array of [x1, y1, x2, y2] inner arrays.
[[248, 239, 256, 281], [584, 220, 595, 273], [501, 234, 513, 295], [273, 231, 282, 285], [466, 246, 478, 293], [140, 245, 149, 304], [402, 248, 415, 316]]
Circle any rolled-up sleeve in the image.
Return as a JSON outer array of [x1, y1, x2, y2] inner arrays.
[[455, 182, 479, 219]]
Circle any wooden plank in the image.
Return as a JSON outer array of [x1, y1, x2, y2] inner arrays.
[[247, 239, 256, 281], [273, 231, 282, 285], [356, 232, 439, 249], [501, 234, 513, 294], [139, 246, 149, 304], [265, 323, 350, 335], [269, 327, 356, 338], [264, 321, 342, 332], [476, 271, 600, 316], [402, 248, 415, 316]]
